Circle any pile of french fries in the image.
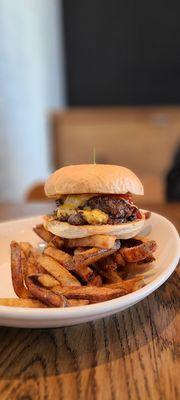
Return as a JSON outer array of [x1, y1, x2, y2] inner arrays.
[[2, 223, 157, 308]]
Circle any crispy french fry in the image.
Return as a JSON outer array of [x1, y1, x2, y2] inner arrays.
[[105, 276, 144, 291], [20, 243, 42, 269], [26, 276, 68, 307], [67, 299, 90, 306], [0, 298, 46, 308], [66, 235, 117, 249], [36, 273, 60, 288], [10, 241, 30, 298], [37, 254, 81, 286], [25, 252, 43, 277], [44, 246, 93, 282], [96, 268, 123, 283], [74, 242, 120, 268], [87, 274, 103, 287], [138, 255, 155, 264], [120, 240, 157, 263], [19, 242, 33, 258], [96, 255, 118, 271], [52, 285, 128, 301], [113, 252, 126, 267], [125, 256, 155, 276], [44, 246, 74, 269], [73, 247, 84, 255], [33, 224, 64, 248]]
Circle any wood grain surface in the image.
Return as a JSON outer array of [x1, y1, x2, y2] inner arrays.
[[0, 203, 179, 400]]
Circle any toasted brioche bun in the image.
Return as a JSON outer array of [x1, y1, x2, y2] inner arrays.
[[44, 164, 144, 199], [44, 215, 145, 239]]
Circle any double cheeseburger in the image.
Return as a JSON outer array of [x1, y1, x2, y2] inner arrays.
[[44, 164, 145, 239]]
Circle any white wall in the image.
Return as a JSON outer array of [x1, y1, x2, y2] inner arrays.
[[0, 0, 66, 201]]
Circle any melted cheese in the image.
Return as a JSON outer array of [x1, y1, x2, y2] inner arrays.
[[81, 209, 108, 225], [63, 194, 96, 209]]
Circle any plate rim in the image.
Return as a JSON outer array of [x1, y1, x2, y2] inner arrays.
[[0, 211, 179, 321]]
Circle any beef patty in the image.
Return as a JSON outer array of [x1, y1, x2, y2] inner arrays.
[[56, 195, 141, 225]]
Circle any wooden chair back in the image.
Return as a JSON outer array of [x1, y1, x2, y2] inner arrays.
[[50, 107, 180, 203]]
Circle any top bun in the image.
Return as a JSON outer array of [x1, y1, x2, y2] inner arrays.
[[44, 164, 144, 199]]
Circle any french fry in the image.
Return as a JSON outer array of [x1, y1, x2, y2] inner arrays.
[[36, 273, 60, 288], [10, 241, 30, 298], [120, 240, 157, 263], [96, 255, 118, 271], [125, 256, 155, 276], [44, 246, 74, 270], [74, 242, 120, 268], [44, 246, 94, 282], [52, 285, 128, 301], [37, 254, 81, 286], [26, 275, 68, 307], [87, 274, 103, 287], [105, 276, 144, 291], [19, 242, 33, 258], [113, 252, 126, 267], [96, 268, 123, 283], [0, 298, 46, 308], [67, 299, 90, 306], [66, 235, 117, 249], [138, 255, 155, 264], [33, 224, 64, 248], [74, 247, 84, 255], [25, 252, 43, 277]]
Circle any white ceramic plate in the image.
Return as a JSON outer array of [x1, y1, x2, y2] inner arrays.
[[0, 212, 179, 328]]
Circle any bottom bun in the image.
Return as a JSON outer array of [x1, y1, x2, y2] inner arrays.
[[44, 217, 145, 239]]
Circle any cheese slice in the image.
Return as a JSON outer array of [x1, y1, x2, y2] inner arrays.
[[63, 194, 96, 209]]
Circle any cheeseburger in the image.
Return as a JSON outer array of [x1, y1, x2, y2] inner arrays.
[[44, 164, 145, 239]]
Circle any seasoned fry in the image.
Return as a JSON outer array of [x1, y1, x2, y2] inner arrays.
[[74, 242, 120, 268], [67, 299, 90, 306], [105, 277, 144, 291], [113, 252, 126, 267], [26, 276, 68, 307], [33, 224, 64, 248], [19, 242, 33, 258], [52, 285, 128, 301], [44, 246, 74, 269], [10, 241, 30, 298], [96, 268, 123, 283], [0, 298, 46, 308], [73, 247, 84, 255], [126, 256, 155, 276], [87, 274, 103, 287], [25, 251, 44, 277], [36, 273, 60, 288], [120, 240, 157, 263], [66, 235, 117, 249], [37, 254, 81, 286], [138, 255, 155, 264], [44, 246, 94, 282], [96, 255, 118, 271]]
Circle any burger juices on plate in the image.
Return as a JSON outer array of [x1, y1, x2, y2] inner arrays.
[[44, 164, 145, 239]]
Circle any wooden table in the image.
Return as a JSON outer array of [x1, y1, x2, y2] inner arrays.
[[0, 203, 179, 400]]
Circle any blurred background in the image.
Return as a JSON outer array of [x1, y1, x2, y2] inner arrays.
[[0, 0, 180, 204]]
